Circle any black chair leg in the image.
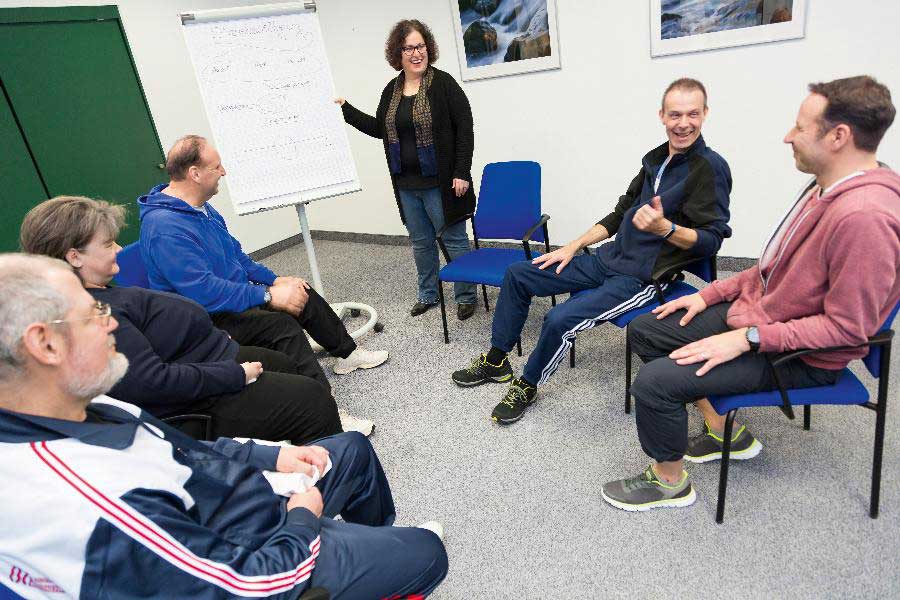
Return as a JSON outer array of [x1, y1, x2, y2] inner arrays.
[[569, 340, 575, 368], [871, 373, 890, 518], [516, 338, 522, 357], [438, 281, 449, 344], [625, 334, 632, 414], [803, 405, 811, 430], [716, 409, 738, 524], [482, 284, 490, 312]]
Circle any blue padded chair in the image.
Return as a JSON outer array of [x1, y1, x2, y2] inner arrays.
[[569, 252, 717, 413], [112, 241, 216, 441], [708, 299, 900, 524], [436, 161, 555, 345], [113, 241, 151, 288]]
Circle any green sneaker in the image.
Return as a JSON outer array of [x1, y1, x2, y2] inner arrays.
[[684, 421, 763, 463], [452, 353, 513, 387], [601, 465, 696, 512], [491, 377, 537, 425]]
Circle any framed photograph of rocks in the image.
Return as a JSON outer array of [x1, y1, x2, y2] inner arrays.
[[650, 0, 807, 57], [449, 0, 561, 81]]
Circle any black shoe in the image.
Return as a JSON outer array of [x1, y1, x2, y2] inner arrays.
[[410, 301, 437, 317], [684, 421, 763, 463], [452, 353, 513, 387], [457, 303, 476, 321], [491, 377, 537, 425]]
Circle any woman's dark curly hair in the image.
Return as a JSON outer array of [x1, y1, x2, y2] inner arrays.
[[384, 19, 439, 71]]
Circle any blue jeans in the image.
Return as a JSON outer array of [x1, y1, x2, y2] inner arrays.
[[398, 187, 476, 305]]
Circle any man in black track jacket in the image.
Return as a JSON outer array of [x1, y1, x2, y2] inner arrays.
[[452, 78, 733, 425]]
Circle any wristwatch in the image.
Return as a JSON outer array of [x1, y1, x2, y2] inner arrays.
[[745, 326, 760, 352], [662, 221, 677, 240], [263, 287, 272, 305]]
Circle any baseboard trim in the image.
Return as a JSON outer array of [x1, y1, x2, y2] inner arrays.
[[249, 229, 757, 272]]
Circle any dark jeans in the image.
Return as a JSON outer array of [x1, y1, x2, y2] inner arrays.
[[308, 432, 448, 599], [179, 345, 342, 445], [211, 287, 357, 390], [628, 302, 840, 462]]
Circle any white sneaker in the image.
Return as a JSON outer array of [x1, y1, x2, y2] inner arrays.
[[338, 410, 375, 437], [333, 347, 389, 375], [418, 520, 445, 541]]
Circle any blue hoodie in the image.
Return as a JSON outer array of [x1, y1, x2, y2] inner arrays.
[[138, 184, 277, 314]]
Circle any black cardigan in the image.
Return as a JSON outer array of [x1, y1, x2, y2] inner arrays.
[[341, 67, 476, 225], [90, 286, 244, 417]]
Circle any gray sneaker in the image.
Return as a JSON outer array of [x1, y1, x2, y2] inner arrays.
[[601, 465, 696, 512], [685, 421, 762, 463]]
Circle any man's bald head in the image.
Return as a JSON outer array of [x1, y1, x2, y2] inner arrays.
[[166, 135, 208, 181]]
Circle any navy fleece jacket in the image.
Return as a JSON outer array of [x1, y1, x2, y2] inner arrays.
[[91, 286, 244, 416], [138, 184, 277, 313]]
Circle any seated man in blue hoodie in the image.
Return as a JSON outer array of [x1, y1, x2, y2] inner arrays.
[[0, 253, 446, 599], [139, 135, 387, 379]]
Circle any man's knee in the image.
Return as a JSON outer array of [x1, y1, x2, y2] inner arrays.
[[542, 304, 574, 335], [631, 358, 675, 412], [627, 312, 666, 358], [317, 431, 372, 471]]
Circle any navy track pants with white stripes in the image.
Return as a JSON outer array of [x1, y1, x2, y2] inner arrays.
[[490, 254, 653, 386]]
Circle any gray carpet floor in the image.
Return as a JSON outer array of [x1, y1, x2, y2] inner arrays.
[[262, 238, 900, 600]]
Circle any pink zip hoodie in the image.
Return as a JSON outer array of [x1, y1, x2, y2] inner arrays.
[[699, 167, 900, 370]]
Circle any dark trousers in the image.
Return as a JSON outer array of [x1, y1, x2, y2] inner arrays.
[[171, 345, 342, 445], [628, 303, 840, 462], [491, 255, 652, 386], [211, 288, 357, 390], [309, 433, 448, 599]]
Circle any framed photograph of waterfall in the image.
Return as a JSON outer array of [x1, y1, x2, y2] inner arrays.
[[449, 0, 561, 81], [650, 0, 807, 57]]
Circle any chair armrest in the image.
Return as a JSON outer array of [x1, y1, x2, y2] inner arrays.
[[650, 255, 710, 285], [769, 330, 894, 368], [522, 214, 551, 244], [162, 414, 214, 441], [764, 330, 894, 420], [650, 256, 715, 305], [521, 214, 551, 261], [436, 213, 474, 263]]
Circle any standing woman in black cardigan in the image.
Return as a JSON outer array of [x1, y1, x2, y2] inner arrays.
[[336, 19, 477, 320]]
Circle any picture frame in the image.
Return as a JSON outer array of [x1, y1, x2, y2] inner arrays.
[[650, 0, 807, 57], [448, 0, 561, 82]]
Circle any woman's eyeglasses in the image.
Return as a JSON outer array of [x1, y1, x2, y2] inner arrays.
[[401, 43, 428, 56]]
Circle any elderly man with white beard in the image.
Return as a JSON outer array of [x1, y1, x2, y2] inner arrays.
[[0, 254, 447, 600]]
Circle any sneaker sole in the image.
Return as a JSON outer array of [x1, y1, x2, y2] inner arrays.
[[451, 373, 512, 387], [684, 438, 763, 464], [600, 486, 697, 512]]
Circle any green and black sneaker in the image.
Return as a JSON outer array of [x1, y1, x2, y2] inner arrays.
[[684, 421, 763, 463], [601, 465, 696, 512], [451, 353, 513, 387], [491, 377, 537, 425]]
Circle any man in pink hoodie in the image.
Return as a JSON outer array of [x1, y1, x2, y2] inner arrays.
[[601, 75, 900, 512]]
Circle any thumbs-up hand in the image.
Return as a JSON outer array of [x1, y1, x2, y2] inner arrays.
[[632, 195, 670, 236]]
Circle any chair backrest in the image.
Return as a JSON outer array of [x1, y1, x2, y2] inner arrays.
[[473, 161, 543, 242], [113, 241, 150, 288], [863, 298, 900, 378], [685, 255, 716, 283]]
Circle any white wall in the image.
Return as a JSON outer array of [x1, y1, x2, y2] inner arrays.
[[5, 0, 900, 257]]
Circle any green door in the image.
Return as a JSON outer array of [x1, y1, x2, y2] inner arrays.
[[0, 6, 165, 246], [0, 91, 47, 252]]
